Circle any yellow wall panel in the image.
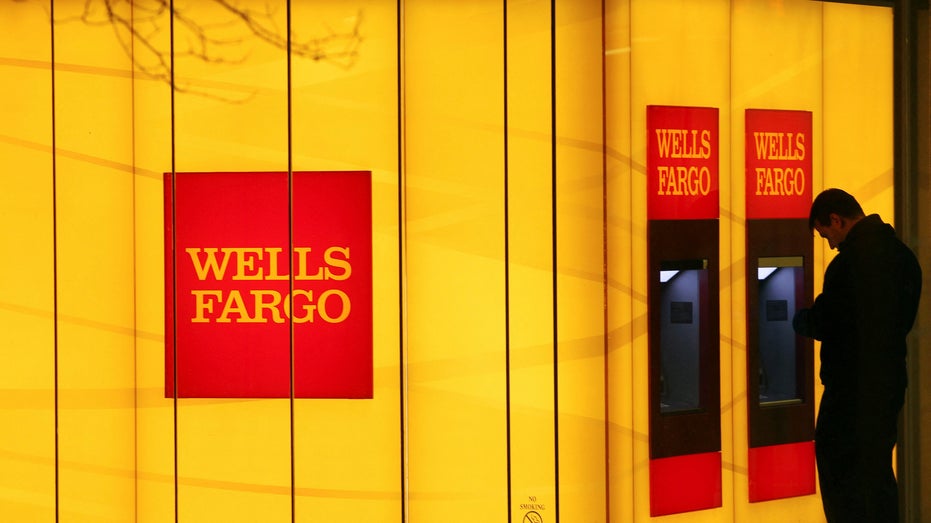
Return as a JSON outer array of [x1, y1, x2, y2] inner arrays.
[[176, 401, 291, 523], [823, 4, 894, 222], [555, 0, 607, 520], [129, 4, 176, 521], [171, 15, 290, 172], [404, 1, 508, 521], [506, 0, 558, 520], [52, 2, 137, 519], [604, 1, 634, 521], [290, 2, 402, 521], [0, 2, 56, 520]]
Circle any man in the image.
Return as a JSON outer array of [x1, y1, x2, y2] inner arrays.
[[793, 188, 921, 522]]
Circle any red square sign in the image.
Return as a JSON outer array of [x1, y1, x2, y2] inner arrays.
[[647, 105, 720, 220], [745, 109, 812, 219], [164, 171, 372, 398]]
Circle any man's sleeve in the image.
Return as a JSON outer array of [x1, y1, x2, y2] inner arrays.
[[793, 261, 851, 341]]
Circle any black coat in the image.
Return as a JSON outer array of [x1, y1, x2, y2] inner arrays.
[[793, 214, 922, 398]]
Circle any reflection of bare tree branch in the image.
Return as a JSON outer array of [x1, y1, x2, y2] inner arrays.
[[25, 0, 363, 100], [213, 0, 362, 66]]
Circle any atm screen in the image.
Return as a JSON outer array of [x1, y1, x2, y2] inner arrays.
[[659, 259, 708, 414], [757, 256, 804, 406]]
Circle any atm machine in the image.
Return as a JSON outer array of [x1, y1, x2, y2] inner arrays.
[[744, 109, 815, 502], [646, 105, 722, 517], [648, 219, 722, 516]]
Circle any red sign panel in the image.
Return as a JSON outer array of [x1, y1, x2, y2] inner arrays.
[[165, 171, 372, 399], [647, 105, 719, 220], [745, 109, 812, 219]]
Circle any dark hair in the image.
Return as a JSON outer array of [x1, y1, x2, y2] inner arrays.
[[808, 188, 865, 230]]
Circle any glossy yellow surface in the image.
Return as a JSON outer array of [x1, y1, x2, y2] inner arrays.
[[0, 1, 892, 521]]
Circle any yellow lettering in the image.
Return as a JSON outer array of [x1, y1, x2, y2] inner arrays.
[[794, 167, 805, 195], [191, 290, 222, 322], [657, 165, 711, 196], [671, 131, 682, 156], [774, 168, 786, 194], [755, 167, 767, 195], [232, 248, 264, 280], [249, 290, 285, 323], [753, 131, 807, 161], [656, 129, 674, 158], [189, 288, 353, 324], [294, 247, 324, 280], [657, 166, 671, 195], [655, 128, 712, 159], [265, 248, 289, 281], [676, 167, 689, 195], [218, 290, 250, 323], [285, 290, 316, 323], [700, 129, 711, 159], [755, 167, 806, 196], [317, 289, 351, 323], [753, 132, 767, 160], [768, 133, 780, 159], [186, 248, 233, 280], [324, 247, 352, 281]]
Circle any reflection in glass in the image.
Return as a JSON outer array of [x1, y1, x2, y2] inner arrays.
[[757, 256, 803, 406], [659, 259, 707, 414]]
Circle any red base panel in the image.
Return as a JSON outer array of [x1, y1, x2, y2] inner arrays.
[[749, 441, 816, 502], [649, 452, 722, 517]]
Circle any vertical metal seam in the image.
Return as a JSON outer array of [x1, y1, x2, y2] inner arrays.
[[50, 0, 60, 520], [602, 0, 613, 515], [129, 2, 139, 520], [397, 1, 408, 521], [286, 1, 296, 521], [627, 0, 636, 515], [550, 0, 560, 521], [727, 5, 735, 522], [169, 0, 179, 520], [503, 1, 514, 522]]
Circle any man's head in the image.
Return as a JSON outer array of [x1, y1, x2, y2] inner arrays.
[[808, 188, 865, 250]]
